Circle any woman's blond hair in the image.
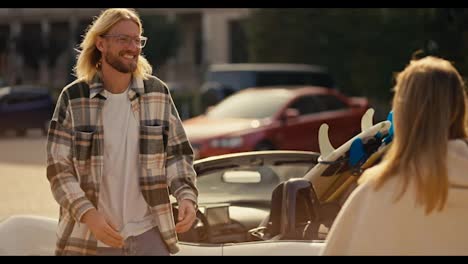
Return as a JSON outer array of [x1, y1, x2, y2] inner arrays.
[[74, 8, 153, 83], [368, 56, 467, 214]]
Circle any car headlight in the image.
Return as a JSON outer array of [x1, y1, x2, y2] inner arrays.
[[210, 137, 243, 148]]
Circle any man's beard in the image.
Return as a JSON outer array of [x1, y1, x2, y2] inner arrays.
[[104, 52, 138, 73]]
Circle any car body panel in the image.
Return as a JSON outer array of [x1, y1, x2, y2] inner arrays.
[[0, 215, 56, 255], [177, 243, 223, 256], [184, 87, 368, 159], [222, 241, 325, 256], [200, 63, 335, 110], [0, 85, 54, 134], [0, 215, 325, 256]]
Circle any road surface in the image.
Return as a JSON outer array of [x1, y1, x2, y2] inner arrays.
[[0, 130, 58, 221]]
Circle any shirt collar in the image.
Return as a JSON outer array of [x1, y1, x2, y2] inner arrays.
[[89, 71, 145, 99]]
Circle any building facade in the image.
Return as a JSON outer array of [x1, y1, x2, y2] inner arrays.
[[0, 8, 251, 91]]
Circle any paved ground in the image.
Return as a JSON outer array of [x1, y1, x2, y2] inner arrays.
[[0, 129, 58, 221]]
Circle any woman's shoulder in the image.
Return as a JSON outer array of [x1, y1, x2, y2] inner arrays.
[[343, 165, 385, 205], [357, 162, 387, 187], [448, 138, 468, 156]]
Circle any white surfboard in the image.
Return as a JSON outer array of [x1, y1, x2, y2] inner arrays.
[[304, 108, 391, 182]]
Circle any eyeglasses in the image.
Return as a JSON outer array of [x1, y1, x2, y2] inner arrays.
[[101, 34, 148, 48]]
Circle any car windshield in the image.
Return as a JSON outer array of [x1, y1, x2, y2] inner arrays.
[[206, 90, 293, 119], [196, 163, 314, 208], [207, 71, 255, 91]]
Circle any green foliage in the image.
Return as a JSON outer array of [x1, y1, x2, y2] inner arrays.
[[244, 8, 468, 106], [47, 23, 69, 68], [17, 25, 44, 70], [140, 15, 181, 69], [171, 89, 201, 120]]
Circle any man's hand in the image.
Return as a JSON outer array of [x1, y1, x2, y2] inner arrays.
[[175, 199, 197, 233], [81, 209, 124, 248]]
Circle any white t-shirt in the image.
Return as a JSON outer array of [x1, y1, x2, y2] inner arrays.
[[98, 87, 157, 247]]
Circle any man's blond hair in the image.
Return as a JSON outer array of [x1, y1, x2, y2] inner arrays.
[[74, 8, 153, 82]]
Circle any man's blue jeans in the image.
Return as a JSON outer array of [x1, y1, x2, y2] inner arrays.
[[96, 227, 170, 256]]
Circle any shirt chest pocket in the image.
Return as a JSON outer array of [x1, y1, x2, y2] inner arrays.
[[72, 130, 94, 177], [140, 125, 166, 169]]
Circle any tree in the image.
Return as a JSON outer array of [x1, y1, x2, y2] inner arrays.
[[140, 15, 181, 70], [17, 24, 44, 70], [244, 8, 468, 105], [47, 22, 69, 68]]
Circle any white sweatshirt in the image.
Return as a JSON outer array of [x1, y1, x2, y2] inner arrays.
[[321, 139, 468, 255]]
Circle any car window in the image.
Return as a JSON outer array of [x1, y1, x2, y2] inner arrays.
[[256, 72, 334, 88], [2, 94, 22, 105], [1, 92, 50, 106], [288, 95, 323, 115], [3, 93, 47, 105], [27, 94, 50, 103], [207, 71, 255, 91], [315, 95, 348, 111], [206, 90, 293, 119]]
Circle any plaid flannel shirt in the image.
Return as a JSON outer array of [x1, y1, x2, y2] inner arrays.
[[46, 73, 198, 255]]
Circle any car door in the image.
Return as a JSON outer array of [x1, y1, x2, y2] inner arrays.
[[0, 95, 7, 130], [276, 94, 359, 152], [275, 95, 325, 152], [222, 240, 324, 256], [0, 94, 20, 131], [177, 242, 223, 256], [3, 92, 52, 130], [312, 94, 360, 147]]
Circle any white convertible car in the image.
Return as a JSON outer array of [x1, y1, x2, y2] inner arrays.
[[0, 109, 391, 255]]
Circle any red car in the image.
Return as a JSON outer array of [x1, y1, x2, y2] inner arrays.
[[183, 86, 369, 159]]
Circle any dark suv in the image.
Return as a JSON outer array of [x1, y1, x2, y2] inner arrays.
[[200, 63, 335, 111], [0, 85, 54, 136]]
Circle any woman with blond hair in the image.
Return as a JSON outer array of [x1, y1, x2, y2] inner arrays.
[[321, 56, 468, 255]]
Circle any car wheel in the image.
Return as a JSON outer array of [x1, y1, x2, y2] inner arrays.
[[16, 129, 27, 137]]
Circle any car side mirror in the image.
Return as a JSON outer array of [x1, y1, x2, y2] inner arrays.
[[349, 97, 369, 109], [282, 108, 300, 123]]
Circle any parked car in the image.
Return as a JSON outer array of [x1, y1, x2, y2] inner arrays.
[[0, 85, 54, 136], [200, 63, 335, 111], [184, 86, 369, 159], [0, 109, 391, 255]]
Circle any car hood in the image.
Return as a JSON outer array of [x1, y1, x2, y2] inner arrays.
[[183, 116, 259, 141]]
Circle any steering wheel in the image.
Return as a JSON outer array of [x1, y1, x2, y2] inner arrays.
[[248, 213, 272, 241], [172, 205, 212, 243]]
